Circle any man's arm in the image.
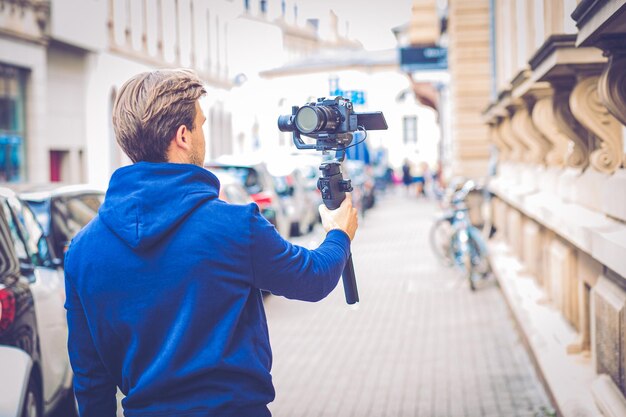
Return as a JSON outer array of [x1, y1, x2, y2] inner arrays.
[[65, 254, 117, 417], [250, 194, 357, 302]]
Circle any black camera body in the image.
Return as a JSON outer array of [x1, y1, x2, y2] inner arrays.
[[277, 96, 387, 151], [276, 96, 387, 305]]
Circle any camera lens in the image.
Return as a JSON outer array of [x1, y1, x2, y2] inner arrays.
[[295, 106, 321, 134], [295, 105, 341, 134]]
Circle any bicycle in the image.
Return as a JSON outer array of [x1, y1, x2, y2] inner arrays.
[[429, 179, 492, 290]]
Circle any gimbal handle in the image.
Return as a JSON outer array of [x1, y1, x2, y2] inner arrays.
[[318, 161, 359, 305]]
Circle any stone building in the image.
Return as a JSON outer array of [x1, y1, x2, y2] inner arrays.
[[0, 0, 238, 185], [0, 0, 352, 186], [445, 0, 626, 415]]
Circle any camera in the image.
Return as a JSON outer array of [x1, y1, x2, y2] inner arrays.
[[277, 96, 387, 151], [276, 96, 387, 305]]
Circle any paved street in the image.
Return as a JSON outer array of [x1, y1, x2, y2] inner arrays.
[[266, 190, 554, 417]]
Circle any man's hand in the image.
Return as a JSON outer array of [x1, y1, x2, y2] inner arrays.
[[318, 193, 358, 241]]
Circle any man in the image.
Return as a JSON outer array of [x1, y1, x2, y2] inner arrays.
[[64, 69, 358, 417]]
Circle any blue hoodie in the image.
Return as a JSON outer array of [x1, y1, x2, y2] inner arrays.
[[64, 162, 350, 417]]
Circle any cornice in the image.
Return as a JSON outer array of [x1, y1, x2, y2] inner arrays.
[[529, 34, 577, 70]]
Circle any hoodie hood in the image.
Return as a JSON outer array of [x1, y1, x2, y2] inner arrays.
[[99, 162, 219, 250]]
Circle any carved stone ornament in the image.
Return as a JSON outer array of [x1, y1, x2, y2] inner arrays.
[[532, 94, 569, 167], [598, 43, 626, 166], [489, 120, 511, 160], [499, 116, 524, 162], [598, 39, 626, 127], [552, 85, 590, 169], [570, 75, 623, 174], [33, 1, 51, 32], [511, 103, 550, 165]]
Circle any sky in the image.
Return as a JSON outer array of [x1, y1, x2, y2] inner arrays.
[[298, 0, 414, 50]]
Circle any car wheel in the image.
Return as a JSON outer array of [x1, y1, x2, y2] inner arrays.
[[21, 374, 42, 417]]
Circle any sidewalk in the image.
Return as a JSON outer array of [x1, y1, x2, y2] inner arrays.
[[266, 191, 554, 417]]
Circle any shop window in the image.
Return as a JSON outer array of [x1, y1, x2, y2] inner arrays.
[[0, 64, 26, 182]]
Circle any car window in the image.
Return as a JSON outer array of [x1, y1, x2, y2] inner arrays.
[[273, 176, 290, 196], [1, 201, 29, 264], [0, 201, 20, 280], [223, 184, 250, 205], [26, 199, 51, 235], [50, 193, 103, 254], [6, 197, 52, 267], [209, 166, 263, 194]]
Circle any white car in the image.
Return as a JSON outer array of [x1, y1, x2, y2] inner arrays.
[[0, 187, 76, 417]]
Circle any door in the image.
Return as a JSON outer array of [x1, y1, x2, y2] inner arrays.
[[4, 197, 70, 404]]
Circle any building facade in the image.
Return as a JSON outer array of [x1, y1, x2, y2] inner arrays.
[[0, 0, 241, 186], [0, 0, 363, 186], [449, 0, 626, 415]]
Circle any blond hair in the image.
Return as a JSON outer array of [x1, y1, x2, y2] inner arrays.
[[112, 69, 207, 163]]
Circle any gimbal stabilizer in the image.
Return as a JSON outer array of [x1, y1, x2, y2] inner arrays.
[[278, 97, 388, 304]]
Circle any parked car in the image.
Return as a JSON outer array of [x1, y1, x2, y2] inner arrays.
[[205, 157, 290, 237], [0, 187, 76, 417], [18, 185, 105, 261], [344, 160, 376, 216], [267, 161, 319, 237], [213, 171, 254, 205]]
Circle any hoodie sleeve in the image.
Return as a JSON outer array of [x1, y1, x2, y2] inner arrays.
[[64, 247, 118, 417], [249, 204, 350, 301]]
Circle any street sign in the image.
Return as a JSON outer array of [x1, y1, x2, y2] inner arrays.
[[329, 89, 366, 105], [400, 46, 448, 71]]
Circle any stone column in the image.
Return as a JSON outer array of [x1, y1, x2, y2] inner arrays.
[[576, 251, 602, 353], [448, 0, 492, 177], [492, 197, 508, 242], [549, 237, 577, 328], [542, 229, 555, 297], [522, 218, 542, 281], [592, 274, 626, 397], [507, 208, 523, 260]]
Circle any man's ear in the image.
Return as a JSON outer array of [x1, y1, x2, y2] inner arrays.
[[172, 124, 191, 150]]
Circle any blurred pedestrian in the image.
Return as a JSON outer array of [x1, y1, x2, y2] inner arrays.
[[64, 69, 358, 417], [402, 158, 413, 195]]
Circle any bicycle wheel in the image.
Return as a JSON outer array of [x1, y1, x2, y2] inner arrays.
[[465, 233, 491, 291], [429, 218, 453, 264], [463, 248, 477, 291]]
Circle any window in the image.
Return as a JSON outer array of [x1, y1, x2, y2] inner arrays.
[[49, 193, 103, 257], [403, 115, 418, 144], [6, 197, 52, 267], [0, 205, 19, 278], [0, 64, 26, 182], [1, 201, 28, 264]]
